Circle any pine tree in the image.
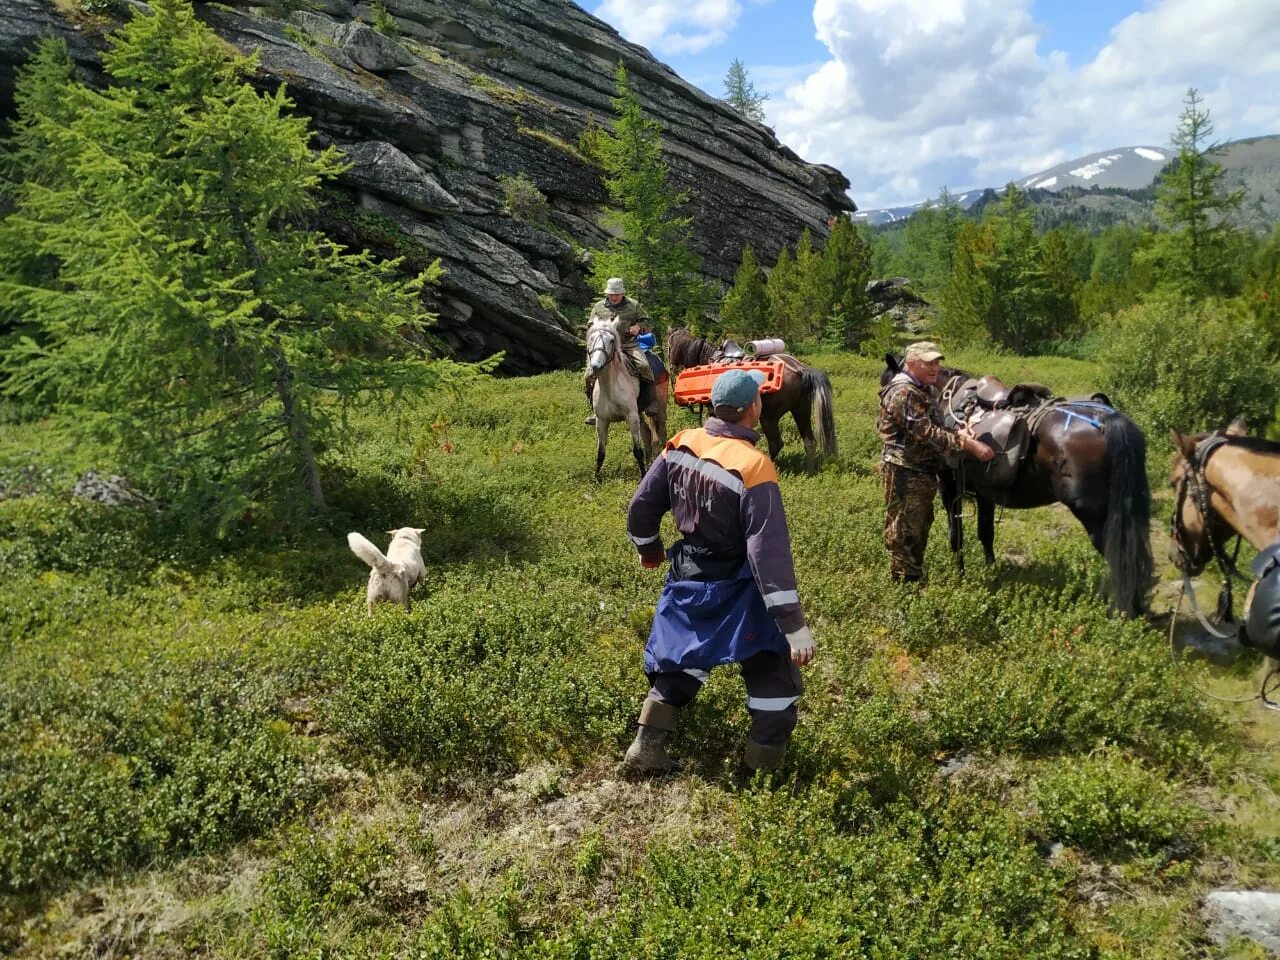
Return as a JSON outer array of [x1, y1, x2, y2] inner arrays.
[[1143, 88, 1244, 297], [589, 63, 708, 327], [719, 244, 769, 338], [723, 58, 767, 123], [939, 220, 993, 344], [816, 217, 873, 348], [766, 245, 797, 337], [0, 1, 477, 530], [790, 227, 828, 340]]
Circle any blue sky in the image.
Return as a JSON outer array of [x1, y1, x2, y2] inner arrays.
[[592, 0, 1280, 210]]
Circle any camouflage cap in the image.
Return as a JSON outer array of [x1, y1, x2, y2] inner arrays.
[[904, 341, 944, 363]]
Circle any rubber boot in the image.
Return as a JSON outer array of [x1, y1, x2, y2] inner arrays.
[[584, 378, 597, 426], [623, 699, 678, 774], [637, 378, 654, 413], [744, 739, 787, 773]]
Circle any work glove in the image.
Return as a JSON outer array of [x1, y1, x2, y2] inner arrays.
[[785, 626, 816, 666]]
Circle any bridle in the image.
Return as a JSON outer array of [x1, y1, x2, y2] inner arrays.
[[1170, 432, 1247, 637], [1168, 432, 1280, 710], [586, 323, 618, 372]]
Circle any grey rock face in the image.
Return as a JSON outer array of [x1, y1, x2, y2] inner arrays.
[[0, 0, 853, 374], [1203, 890, 1280, 953]]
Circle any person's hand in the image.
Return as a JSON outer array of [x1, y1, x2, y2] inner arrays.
[[628, 324, 641, 335], [785, 626, 816, 666], [966, 437, 997, 462]]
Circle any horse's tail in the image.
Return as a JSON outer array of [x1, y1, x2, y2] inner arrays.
[[802, 368, 838, 462], [1102, 411, 1153, 616]]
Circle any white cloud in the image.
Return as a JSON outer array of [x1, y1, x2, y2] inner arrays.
[[768, 0, 1280, 210], [594, 0, 742, 55]]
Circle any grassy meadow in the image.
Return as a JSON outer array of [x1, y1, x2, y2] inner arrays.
[[2, 347, 1278, 958]]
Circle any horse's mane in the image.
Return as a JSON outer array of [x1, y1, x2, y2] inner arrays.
[[666, 327, 714, 368], [1220, 434, 1280, 456]]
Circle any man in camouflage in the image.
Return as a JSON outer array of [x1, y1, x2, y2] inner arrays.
[[584, 277, 656, 426], [877, 341, 995, 582]]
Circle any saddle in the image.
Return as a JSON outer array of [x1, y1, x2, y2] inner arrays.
[[940, 375, 1054, 489], [973, 375, 1054, 410]]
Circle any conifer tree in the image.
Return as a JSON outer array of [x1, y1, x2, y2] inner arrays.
[[1143, 88, 1244, 297], [766, 245, 797, 336], [0, 1, 475, 529], [939, 220, 992, 343], [816, 216, 873, 348], [723, 58, 767, 122], [719, 244, 769, 338], [790, 227, 828, 339], [589, 63, 708, 327]]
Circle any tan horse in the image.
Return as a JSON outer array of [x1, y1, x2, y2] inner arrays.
[[1169, 424, 1280, 695], [586, 317, 667, 481], [1169, 423, 1280, 574]]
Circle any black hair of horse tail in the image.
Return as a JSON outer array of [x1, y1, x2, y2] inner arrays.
[[1102, 411, 1153, 616], [802, 368, 838, 461]]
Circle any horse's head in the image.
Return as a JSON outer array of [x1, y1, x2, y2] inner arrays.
[[880, 354, 903, 388], [586, 318, 618, 376], [1168, 428, 1239, 575]]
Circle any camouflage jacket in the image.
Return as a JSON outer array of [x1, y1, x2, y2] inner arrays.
[[877, 372, 964, 472], [588, 296, 649, 345]]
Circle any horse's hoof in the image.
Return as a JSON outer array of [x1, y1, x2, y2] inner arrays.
[[584, 416, 597, 426]]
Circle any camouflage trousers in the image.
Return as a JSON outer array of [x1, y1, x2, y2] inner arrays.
[[882, 463, 938, 582]]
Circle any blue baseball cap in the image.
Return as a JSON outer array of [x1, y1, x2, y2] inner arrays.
[[711, 368, 766, 410]]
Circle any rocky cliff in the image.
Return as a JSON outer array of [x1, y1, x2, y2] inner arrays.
[[0, 0, 854, 373]]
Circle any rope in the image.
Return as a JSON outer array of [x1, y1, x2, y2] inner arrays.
[[1168, 580, 1261, 705]]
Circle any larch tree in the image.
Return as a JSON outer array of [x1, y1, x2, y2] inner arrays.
[[1142, 88, 1244, 297], [0, 0, 479, 531], [723, 58, 767, 123], [719, 244, 769, 338], [589, 62, 708, 328]]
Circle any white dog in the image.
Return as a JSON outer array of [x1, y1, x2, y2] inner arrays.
[[347, 527, 426, 615]]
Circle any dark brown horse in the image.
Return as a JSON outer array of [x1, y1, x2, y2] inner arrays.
[[665, 328, 837, 472], [880, 355, 1153, 616]]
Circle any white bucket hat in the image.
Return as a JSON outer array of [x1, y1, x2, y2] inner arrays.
[[603, 277, 625, 295]]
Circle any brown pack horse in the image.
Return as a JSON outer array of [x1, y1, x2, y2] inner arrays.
[[881, 355, 1153, 616], [665, 328, 837, 472], [1169, 424, 1280, 693]]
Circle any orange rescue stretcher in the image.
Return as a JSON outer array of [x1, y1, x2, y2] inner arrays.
[[673, 359, 787, 407]]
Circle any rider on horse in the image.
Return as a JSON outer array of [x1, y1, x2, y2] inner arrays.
[[584, 277, 657, 426]]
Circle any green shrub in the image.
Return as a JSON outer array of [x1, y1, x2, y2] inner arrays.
[[498, 172, 550, 223], [572, 788, 1087, 959], [0, 654, 310, 893], [369, 0, 399, 36], [919, 587, 1225, 768], [1031, 749, 1197, 857], [1100, 294, 1279, 436]]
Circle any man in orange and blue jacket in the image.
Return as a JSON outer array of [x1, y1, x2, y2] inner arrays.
[[623, 368, 816, 775]]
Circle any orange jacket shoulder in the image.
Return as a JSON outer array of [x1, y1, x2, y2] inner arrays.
[[670, 429, 778, 489]]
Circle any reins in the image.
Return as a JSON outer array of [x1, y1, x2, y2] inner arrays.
[[1170, 433, 1251, 639], [1168, 432, 1280, 710]]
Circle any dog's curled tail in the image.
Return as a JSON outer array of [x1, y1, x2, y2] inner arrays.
[[347, 532, 396, 576]]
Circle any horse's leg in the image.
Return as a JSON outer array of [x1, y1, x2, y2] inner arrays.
[[626, 411, 648, 475], [594, 420, 608, 482], [940, 471, 964, 574], [760, 416, 784, 462], [791, 398, 817, 474], [977, 496, 996, 565]]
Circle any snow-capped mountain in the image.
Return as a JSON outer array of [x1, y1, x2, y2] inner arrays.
[[854, 145, 1173, 226]]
